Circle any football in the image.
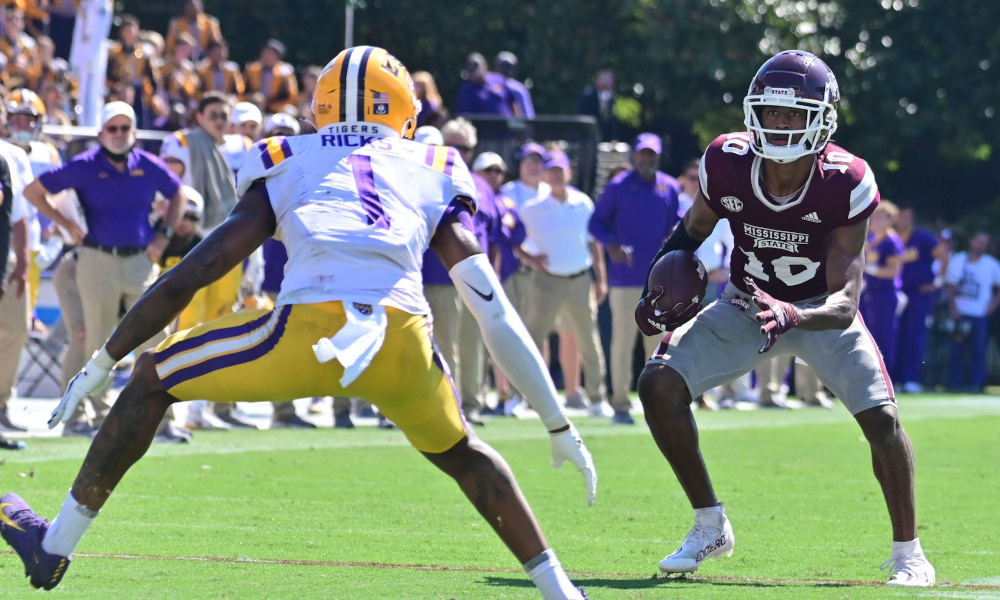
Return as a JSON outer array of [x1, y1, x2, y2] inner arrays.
[[646, 250, 708, 310]]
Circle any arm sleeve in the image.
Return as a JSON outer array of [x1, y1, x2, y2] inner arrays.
[[450, 253, 569, 431], [587, 184, 617, 245]]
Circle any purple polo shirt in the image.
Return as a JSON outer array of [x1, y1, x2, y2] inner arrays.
[[900, 228, 938, 292], [494, 192, 526, 281], [455, 72, 515, 117], [589, 169, 682, 287], [39, 147, 182, 248]]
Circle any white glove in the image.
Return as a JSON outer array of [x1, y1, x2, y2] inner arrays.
[[549, 424, 597, 507], [49, 348, 116, 428]]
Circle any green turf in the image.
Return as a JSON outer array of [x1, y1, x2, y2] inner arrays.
[[1, 394, 998, 598]]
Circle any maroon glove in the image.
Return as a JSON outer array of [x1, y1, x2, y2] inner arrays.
[[635, 286, 701, 336], [744, 277, 800, 353]]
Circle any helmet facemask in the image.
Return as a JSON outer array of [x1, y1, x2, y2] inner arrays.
[[744, 93, 837, 163]]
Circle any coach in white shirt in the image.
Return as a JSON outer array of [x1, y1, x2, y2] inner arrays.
[[519, 149, 609, 415]]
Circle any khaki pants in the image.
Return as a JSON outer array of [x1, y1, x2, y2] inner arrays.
[[53, 253, 86, 391], [0, 257, 30, 409], [75, 246, 159, 426], [523, 269, 606, 406], [608, 286, 660, 410]]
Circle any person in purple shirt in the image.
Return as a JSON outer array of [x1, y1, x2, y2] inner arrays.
[[455, 52, 516, 117], [494, 51, 535, 119], [859, 200, 904, 381], [421, 118, 499, 425], [589, 132, 681, 424], [893, 206, 949, 392], [23, 101, 186, 436]]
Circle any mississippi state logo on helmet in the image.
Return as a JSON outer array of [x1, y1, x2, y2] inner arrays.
[[743, 50, 839, 163], [313, 46, 420, 139]]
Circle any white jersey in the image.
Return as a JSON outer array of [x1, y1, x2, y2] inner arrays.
[[235, 126, 478, 314]]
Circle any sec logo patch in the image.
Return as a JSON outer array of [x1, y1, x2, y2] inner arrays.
[[721, 196, 743, 212]]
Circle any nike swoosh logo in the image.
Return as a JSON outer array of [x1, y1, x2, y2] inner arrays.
[[0, 504, 25, 532], [465, 282, 493, 302]]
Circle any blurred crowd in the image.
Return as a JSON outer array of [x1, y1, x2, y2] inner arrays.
[[1, 1, 997, 445]]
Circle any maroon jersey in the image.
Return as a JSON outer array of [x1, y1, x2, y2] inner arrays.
[[701, 132, 879, 302]]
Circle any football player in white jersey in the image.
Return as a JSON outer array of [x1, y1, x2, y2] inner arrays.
[[0, 46, 595, 599], [635, 51, 934, 586]]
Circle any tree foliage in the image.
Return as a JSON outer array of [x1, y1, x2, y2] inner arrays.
[[128, 0, 1000, 222]]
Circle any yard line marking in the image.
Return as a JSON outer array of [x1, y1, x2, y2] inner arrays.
[[1, 550, 998, 591]]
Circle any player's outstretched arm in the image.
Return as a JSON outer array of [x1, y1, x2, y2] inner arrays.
[[431, 209, 597, 506], [50, 182, 277, 426]]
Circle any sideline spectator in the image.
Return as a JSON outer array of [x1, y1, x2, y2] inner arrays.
[[1, 7, 40, 91], [676, 157, 700, 216], [412, 70, 449, 129], [944, 231, 1000, 393], [160, 31, 200, 115], [893, 206, 950, 392], [22, 101, 186, 438], [244, 38, 298, 114], [520, 149, 610, 418], [588, 133, 681, 423], [860, 200, 903, 374], [229, 101, 262, 142], [578, 68, 621, 142], [106, 15, 163, 129], [296, 64, 320, 122], [455, 52, 515, 117], [494, 51, 534, 118], [165, 0, 222, 61], [196, 38, 244, 99]]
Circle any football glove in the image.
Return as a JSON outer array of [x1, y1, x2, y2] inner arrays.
[[634, 286, 701, 336], [550, 424, 597, 507], [745, 277, 801, 354], [49, 348, 115, 428]]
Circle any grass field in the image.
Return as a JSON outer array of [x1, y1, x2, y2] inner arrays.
[[1, 394, 998, 599]]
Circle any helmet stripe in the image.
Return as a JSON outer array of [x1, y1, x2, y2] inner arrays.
[[343, 46, 370, 122], [338, 47, 356, 122], [355, 46, 376, 122]]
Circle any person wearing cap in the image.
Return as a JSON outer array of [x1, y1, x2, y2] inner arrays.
[[520, 149, 610, 418], [262, 112, 301, 137], [230, 101, 263, 142], [196, 38, 245, 100], [494, 51, 534, 119], [165, 0, 222, 61], [455, 52, 517, 118], [588, 132, 682, 424], [22, 101, 187, 437], [244, 39, 298, 114]]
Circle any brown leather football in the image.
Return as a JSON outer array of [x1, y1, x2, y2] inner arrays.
[[647, 250, 708, 310]]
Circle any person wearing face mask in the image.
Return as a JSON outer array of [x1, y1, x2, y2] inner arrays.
[[588, 133, 682, 424], [22, 101, 187, 437]]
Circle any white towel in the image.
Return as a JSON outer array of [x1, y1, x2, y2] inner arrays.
[[312, 302, 388, 387]]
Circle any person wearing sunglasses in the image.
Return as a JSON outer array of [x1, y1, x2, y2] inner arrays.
[[21, 101, 187, 439]]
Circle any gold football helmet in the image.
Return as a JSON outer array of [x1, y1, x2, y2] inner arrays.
[[313, 46, 420, 138], [8, 88, 46, 117]]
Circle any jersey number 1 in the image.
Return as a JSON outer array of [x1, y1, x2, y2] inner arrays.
[[348, 154, 391, 230]]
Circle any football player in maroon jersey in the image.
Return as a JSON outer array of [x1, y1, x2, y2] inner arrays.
[[633, 50, 934, 587]]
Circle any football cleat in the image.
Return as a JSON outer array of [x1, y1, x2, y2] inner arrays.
[[659, 510, 735, 574], [882, 553, 935, 587], [0, 493, 71, 590]]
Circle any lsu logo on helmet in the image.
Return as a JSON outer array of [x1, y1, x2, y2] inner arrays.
[[313, 46, 420, 139]]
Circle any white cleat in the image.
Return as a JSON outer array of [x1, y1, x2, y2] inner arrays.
[[659, 513, 734, 574], [882, 553, 935, 587]]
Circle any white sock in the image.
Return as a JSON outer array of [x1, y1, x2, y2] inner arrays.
[[41, 491, 98, 557], [694, 503, 725, 527], [525, 549, 583, 600], [892, 537, 923, 557]]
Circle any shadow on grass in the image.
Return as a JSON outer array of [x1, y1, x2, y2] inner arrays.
[[482, 574, 862, 591]]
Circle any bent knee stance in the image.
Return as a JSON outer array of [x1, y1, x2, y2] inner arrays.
[[638, 363, 692, 410]]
